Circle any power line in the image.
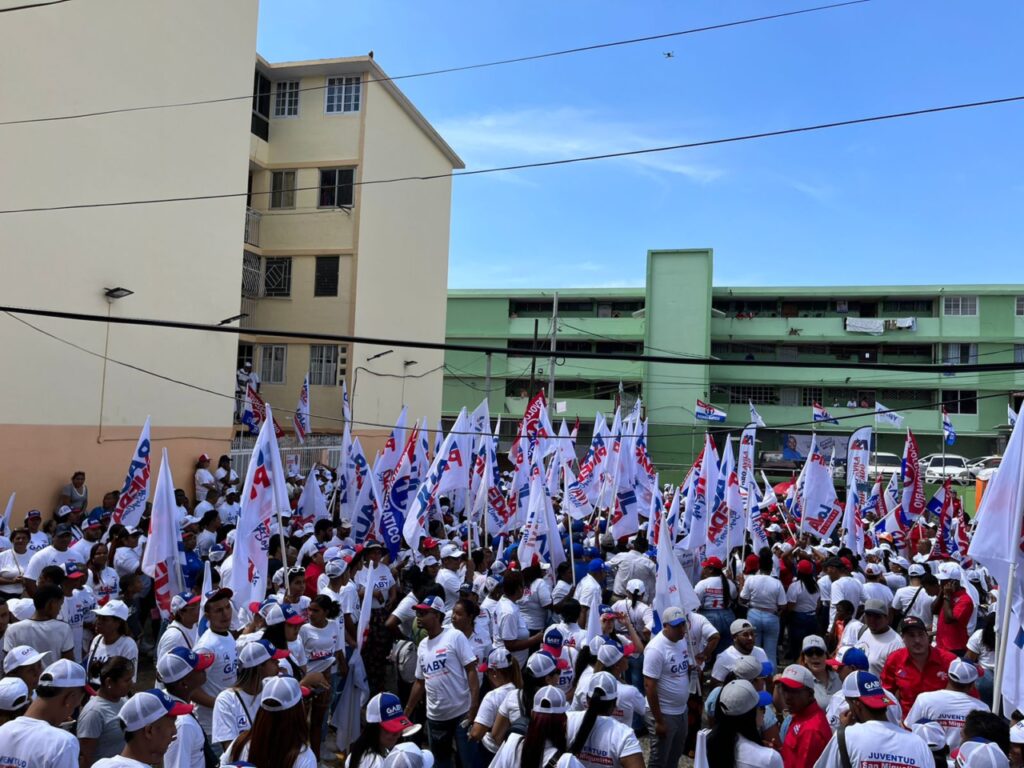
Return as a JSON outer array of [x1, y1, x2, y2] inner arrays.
[[5, 311, 1012, 444], [6, 303, 1024, 378], [0, 0, 868, 127], [4, 93, 1021, 216], [0, 0, 71, 12]]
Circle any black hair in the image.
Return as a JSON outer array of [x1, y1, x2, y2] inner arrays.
[[38, 565, 66, 588], [555, 562, 572, 580], [963, 710, 1010, 753], [199, 510, 219, 529], [502, 570, 524, 598], [263, 623, 303, 679], [628, 582, 645, 609], [707, 701, 763, 768], [310, 594, 340, 620], [33, 584, 64, 612], [980, 611, 996, 650], [559, 599, 581, 624], [798, 570, 819, 595], [572, 646, 595, 682], [456, 598, 480, 623], [568, 687, 616, 757], [520, 665, 546, 719], [98, 655, 134, 684], [348, 723, 386, 768], [313, 519, 333, 533], [522, 712, 568, 768], [758, 547, 774, 575]]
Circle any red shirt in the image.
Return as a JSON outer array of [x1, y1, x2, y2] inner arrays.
[[935, 588, 973, 652], [780, 701, 831, 768], [304, 562, 324, 598], [881, 646, 957, 717]]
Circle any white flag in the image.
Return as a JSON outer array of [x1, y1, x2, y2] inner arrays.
[[842, 484, 865, 556], [517, 474, 548, 568], [296, 468, 329, 527], [654, 514, 700, 628], [403, 408, 470, 547], [113, 416, 152, 528], [0, 493, 13, 538], [293, 374, 310, 444], [199, 561, 212, 616], [356, 565, 383, 650], [749, 401, 767, 428], [874, 401, 904, 427], [231, 405, 291, 609], [801, 434, 843, 540], [1011, 404, 1018, 428], [141, 448, 185, 620], [737, 426, 757, 493]]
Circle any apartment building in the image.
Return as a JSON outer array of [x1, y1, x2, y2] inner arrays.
[[240, 54, 462, 451], [444, 249, 1024, 475], [0, 0, 259, 512]]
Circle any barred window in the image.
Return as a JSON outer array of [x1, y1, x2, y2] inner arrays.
[[941, 390, 977, 415], [314, 256, 340, 297], [260, 345, 287, 384], [310, 345, 340, 385], [263, 257, 291, 297], [801, 387, 823, 407], [728, 385, 777, 405]]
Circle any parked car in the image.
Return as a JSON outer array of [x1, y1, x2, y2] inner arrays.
[[969, 455, 1002, 478], [918, 453, 941, 473], [868, 452, 903, 480], [923, 454, 971, 485]]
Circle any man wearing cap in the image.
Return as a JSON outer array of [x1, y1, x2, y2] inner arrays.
[[862, 562, 896, 605], [814, 670, 935, 768], [69, 510, 105, 563], [853, 599, 905, 676], [881, 616, 958, 718], [95, 688, 192, 767], [779, 664, 832, 768], [711, 618, 770, 686], [492, 571, 541, 667], [643, 606, 690, 768], [159, 646, 216, 767], [22, 523, 78, 596], [437, 544, 468, 611], [0, 658, 87, 767], [574, 559, 606, 628], [905, 658, 990, 750], [405, 595, 479, 768], [56, 561, 95, 663], [823, 646, 871, 728], [191, 587, 237, 737], [24, 510, 49, 554], [932, 564, 975, 656], [607, 536, 656, 600], [892, 566, 938, 627], [3, 583, 74, 663], [157, 591, 202, 658]]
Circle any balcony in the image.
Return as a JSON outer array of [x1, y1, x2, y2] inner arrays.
[[244, 207, 262, 247]]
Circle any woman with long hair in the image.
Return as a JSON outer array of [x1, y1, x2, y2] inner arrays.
[[705, 679, 783, 768], [695, 557, 738, 661], [565, 672, 643, 768], [794, 635, 839, 709], [301, 594, 346, 761], [85, 542, 119, 605], [85, 600, 138, 684], [739, 548, 787, 665], [346, 692, 421, 768], [470, 648, 524, 765], [490, 686, 568, 768], [226, 676, 317, 767], [452, 597, 491, 681], [488, 651, 561, 749], [76, 655, 133, 765], [966, 612, 997, 707], [212, 638, 286, 750], [785, 560, 821, 660]]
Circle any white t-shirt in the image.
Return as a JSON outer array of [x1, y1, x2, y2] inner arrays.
[[24, 546, 79, 581], [112, 547, 141, 578], [740, 574, 787, 612], [165, 699, 206, 768], [355, 566, 395, 609], [518, 578, 552, 631], [905, 689, 990, 749], [26, 531, 50, 554], [711, 644, 769, 683], [967, 629, 996, 670], [86, 635, 139, 681], [300, 620, 344, 675], [157, 621, 199, 658], [389, 593, 418, 639], [572, 681, 647, 728], [566, 711, 643, 768], [59, 588, 96, 663], [885, 573, 908, 593], [437, 568, 463, 611], [489, 733, 557, 768], [736, 733, 785, 768], [194, 629, 238, 733], [222, 741, 317, 768], [217, 501, 240, 527], [212, 688, 259, 745], [813, 719, 936, 768], [0, 548, 32, 596], [94, 757, 150, 768], [853, 628, 904, 676], [414, 626, 477, 721], [4, 617, 74, 664], [552, 580, 573, 605], [642, 631, 690, 715], [493, 596, 529, 666], [574, 574, 603, 609], [86, 567, 120, 605], [194, 468, 217, 503], [695, 576, 737, 610], [475, 682, 515, 753], [786, 580, 820, 613], [0, 715, 80, 767], [817, 574, 833, 604], [829, 576, 864, 627], [863, 581, 895, 606], [892, 584, 933, 626]]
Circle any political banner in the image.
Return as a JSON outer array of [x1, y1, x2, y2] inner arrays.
[[113, 416, 151, 528]]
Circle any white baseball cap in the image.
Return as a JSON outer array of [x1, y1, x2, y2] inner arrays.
[[6, 598, 33, 622], [1010, 721, 1024, 745], [0, 678, 29, 711], [2, 645, 47, 674], [526, 652, 558, 678], [731, 619, 754, 635], [948, 658, 981, 685], [413, 596, 445, 614], [238, 639, 289, 669], [802, 635, 827, 654], [718, 679, 760, 715], [383, 742, 435, 768], [864, 563, 884, 576], [533, 685, 568, 714], [325, 559, 348, 578], [597, 644, 624, 667], [260, 676, 310, 711], [94, 599, 130, 621], [624, 579, 646, 597], [119, 689, 193, 732], [156, 647, 215, 685], [38, 659, 87, 689], [956, 740, 1011, 768], [586, 671, 619, 702], [909, 564, 927, 577], [911, 720, 946, 750], [779, 664, 816, 691]]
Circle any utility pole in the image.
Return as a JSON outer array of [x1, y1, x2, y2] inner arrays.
[[528, 318, 539, 394], [547, 292, 559, 405]]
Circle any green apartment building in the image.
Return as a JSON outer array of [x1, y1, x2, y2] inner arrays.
[[443, 249, 1024, 476]]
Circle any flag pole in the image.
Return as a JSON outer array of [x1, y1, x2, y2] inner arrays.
[[991, 458, 1024, 716]]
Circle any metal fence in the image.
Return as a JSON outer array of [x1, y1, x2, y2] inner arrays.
[[230, 433, 344, 479]]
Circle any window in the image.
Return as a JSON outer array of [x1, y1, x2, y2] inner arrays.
[[594, 341, 643, 355], [314, 256, 340, 297], [1017, 296, 1024, 316], [728, 385, 777, 405], [325, 75, 361, 113], [942, 390, 977, 415], [319, 168, 355, 208], [1015, 344, 1024, 364], [263, 257, 292, 297], [882, 299, 934, 314], [943, 295, 977, 316], [251, 71, 271, 141], [801, 387, 823, 407], [270, 171, 296, 209], [273, 80, 300, 117], [236, 343, 254, 370], [309, 345, 339, 385], [260, 345, 287, 384], [942, 343, 978, 365]]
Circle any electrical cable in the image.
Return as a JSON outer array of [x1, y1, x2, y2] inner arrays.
[[0, 0, 868, 127], [0, 0, 71, 12], [4, 94, 1023, 215]]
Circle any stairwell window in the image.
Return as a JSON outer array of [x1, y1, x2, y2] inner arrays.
[[310, 345, 340, 385], [270, 171, 296, 209], [260, 345, 287, 385], [325, 76, 361, 113], [319, 168, 355, 208], [942, 295, 977, 316]]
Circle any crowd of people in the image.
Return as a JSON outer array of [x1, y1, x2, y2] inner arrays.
[[0, 459, 1020, 768]]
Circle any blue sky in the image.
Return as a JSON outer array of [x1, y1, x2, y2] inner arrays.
[[257, 1, 1024, 289]]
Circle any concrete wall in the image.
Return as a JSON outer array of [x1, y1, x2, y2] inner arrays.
[[0, 0, 259, 512]]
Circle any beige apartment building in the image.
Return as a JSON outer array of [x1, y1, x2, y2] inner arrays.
[[240, 54, 462, 452], [0, 0, 259, 513]]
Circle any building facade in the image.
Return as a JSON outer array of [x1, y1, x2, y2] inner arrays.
[[241, 54, 462, 453], [444, 249, 1024, 476], [0, 0, 259, 512]]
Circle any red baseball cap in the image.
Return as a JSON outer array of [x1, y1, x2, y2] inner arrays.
[[701, 557, 724, 570]]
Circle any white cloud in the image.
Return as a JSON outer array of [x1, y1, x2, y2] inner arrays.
[[437, 107, 724, 184]]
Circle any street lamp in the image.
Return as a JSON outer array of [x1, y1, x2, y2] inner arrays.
[[367, 349, 393, 361], [104, 286, 134, 302]]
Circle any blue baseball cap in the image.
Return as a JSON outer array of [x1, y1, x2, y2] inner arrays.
[[588, 559, 605, 574], [842, 670, 887, 709], [828, 646, 870, 671], [83, 511, 104, 530], [583, 546, 601, 558], [572, 543, 584, 557]]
